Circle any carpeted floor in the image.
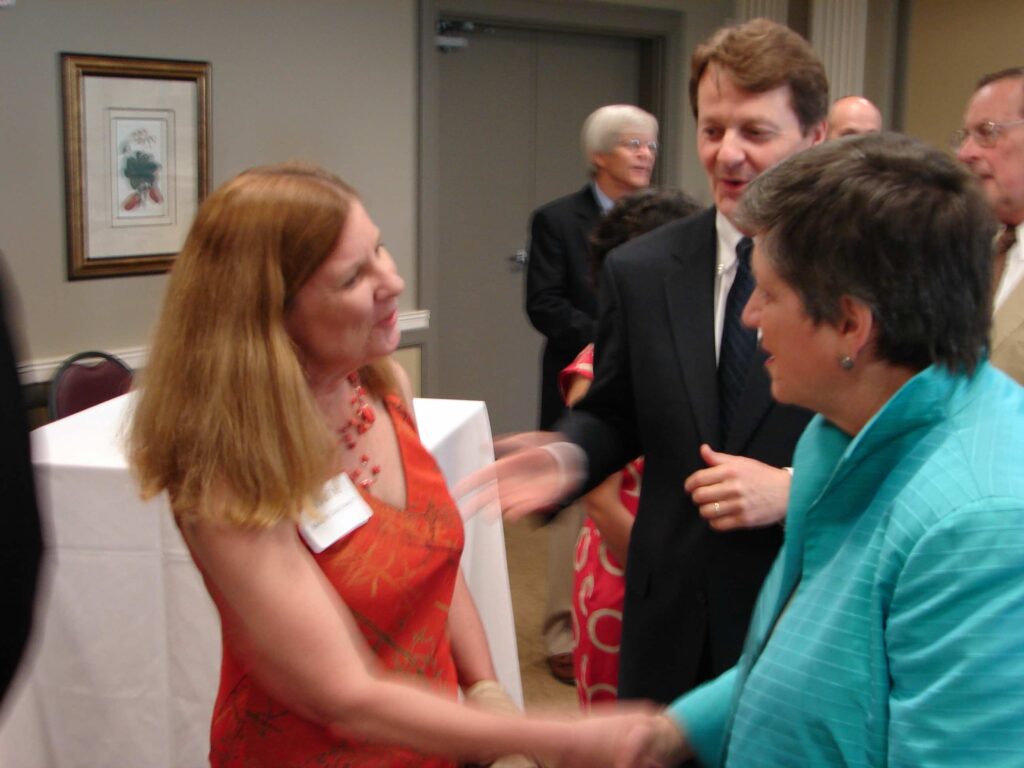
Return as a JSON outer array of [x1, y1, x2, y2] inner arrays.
[[503, 519, 579, 711]]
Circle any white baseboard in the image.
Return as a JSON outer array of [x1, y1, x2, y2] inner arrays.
[[18, 310, 430, 385]]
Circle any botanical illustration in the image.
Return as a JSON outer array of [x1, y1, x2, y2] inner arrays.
[[113, 117, 168, 219]]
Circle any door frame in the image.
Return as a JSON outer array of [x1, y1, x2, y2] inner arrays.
[[417, 0, 684, 396]]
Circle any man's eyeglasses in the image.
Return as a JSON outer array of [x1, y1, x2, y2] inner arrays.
[[618, 138, 659, 154], [950, 119, 1024, 150]]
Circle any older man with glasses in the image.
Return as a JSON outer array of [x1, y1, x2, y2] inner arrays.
[[955, 66, 1024, 385]]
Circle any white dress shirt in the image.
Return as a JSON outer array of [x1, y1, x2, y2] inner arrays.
[[714, 211, 746, 361], [994, 221, 1024, 311], [590, 180, 615, 214]]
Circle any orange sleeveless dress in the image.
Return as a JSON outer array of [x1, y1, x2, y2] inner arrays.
[[207, 395, 462, 767]]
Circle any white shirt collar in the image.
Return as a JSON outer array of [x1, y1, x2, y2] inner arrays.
[[715, 210, 745, 275], [590, 181, 615, 213]]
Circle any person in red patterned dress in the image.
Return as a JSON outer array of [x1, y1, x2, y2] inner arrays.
[[560, 188, 699, 708], [128, 163, 658, 767]]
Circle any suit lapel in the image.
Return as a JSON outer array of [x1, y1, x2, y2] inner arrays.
[[573, 184, 601, 227], [665, 209, 721, 448], [992, 279, 1024, 355]]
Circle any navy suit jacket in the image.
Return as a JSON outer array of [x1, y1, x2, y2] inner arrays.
[[526, 184, 601, 428], [557, 207, 811, 703]]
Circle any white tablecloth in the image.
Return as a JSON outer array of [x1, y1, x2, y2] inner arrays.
[[0, 394, 519, 767]]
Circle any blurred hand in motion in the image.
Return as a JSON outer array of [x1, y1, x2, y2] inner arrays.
[[551, 707, 688, 768], [453, 431, 585, 522], [685, 443, 791, 531]]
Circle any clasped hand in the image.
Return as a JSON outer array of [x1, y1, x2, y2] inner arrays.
[[684, 444, 790, 530], [551, 708, 686, 768]]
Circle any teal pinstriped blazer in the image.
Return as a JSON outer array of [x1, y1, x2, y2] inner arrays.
[[669, 361, 1024, 767]]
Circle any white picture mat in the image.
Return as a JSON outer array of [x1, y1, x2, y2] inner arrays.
[[83, 75, 197, 260]]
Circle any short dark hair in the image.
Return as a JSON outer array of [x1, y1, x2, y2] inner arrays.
[[589, 188, 701, 287], [735, 132, 996, 373], [977, 67, 1024, 90], [976, 68, 1024, 118], [689, 18, 828, 134]]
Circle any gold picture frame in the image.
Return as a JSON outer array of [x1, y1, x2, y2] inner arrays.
[[62, 53, 210, 280]]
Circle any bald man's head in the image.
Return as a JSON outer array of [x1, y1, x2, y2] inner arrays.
[[827, 96, 883, 139]]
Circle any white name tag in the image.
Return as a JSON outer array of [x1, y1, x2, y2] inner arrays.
[[299, 473, 373, 553]]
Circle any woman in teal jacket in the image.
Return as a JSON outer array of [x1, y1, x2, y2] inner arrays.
[[642, 134, 1024, 767]]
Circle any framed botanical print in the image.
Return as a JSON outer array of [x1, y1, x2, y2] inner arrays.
[[61, 53, 210, 279]]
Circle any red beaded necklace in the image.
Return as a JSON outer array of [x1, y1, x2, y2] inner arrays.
[[337, 371, 381, 488]]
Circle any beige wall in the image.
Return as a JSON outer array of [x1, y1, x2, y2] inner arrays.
[[393, 346, 422, 397], [0, 0, 417, 372], [4, 0, 733, 390], [903, 0, 1024, 151], [4, 0, 917, 390]]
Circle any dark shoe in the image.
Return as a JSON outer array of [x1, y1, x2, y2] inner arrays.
[[546, 652, 575, 685]]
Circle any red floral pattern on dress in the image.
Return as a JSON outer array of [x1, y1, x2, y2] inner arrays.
[[206, 396, 462, 767]]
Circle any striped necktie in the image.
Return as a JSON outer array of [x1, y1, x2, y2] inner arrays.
[[719, 237, 756, 439]]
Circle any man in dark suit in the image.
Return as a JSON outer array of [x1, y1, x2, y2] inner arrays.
[[525, 104, 657, 683], [464, 19, 828, 709], [526, 104, 659, 431]]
